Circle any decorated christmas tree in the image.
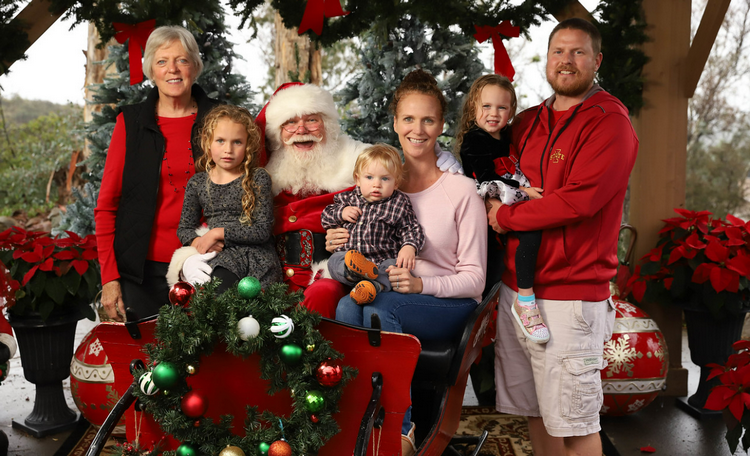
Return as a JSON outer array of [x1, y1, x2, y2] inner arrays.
[[55, 6, 256, 236], [338, 17, 485, 148]]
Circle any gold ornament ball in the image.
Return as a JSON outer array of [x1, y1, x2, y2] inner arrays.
[[186, 364, 197, 375], [219, 445, 246, 456], [306, 344, 315, 352]]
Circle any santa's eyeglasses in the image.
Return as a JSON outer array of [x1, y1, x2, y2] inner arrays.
[[281, 115, 323, 133]]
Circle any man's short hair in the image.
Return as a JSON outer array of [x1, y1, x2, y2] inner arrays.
[[548, 17, 602, 55]]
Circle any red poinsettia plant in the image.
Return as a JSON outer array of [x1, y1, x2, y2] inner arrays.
[[0, 227, 99, 321], [627, 209, 750, 318], [705, 339, 750, 454]]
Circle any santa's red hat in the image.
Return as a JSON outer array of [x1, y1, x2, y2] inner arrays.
[[255, 82, 340, 166]]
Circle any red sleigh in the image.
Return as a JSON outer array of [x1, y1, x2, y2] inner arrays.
[[84, 282, 500, 456]]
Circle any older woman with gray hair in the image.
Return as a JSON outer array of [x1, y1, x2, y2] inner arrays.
[[95, 25, 219, 321]]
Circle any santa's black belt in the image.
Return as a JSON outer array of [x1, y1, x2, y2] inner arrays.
[[276, 230, 330, 268]]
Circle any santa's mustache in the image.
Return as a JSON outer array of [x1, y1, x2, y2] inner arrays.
[[283, 134, 323, 146]]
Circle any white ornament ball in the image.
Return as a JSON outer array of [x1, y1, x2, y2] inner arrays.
[[237, 315, 261, 341], [139, 371, 160, 396], [270, 315, 295, 339]]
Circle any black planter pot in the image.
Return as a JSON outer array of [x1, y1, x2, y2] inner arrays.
[[8, 310, 83, 438], [678, 308, 746, 418]]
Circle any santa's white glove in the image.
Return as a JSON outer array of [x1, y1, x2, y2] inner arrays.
[[181, 252, 217, 285], [435, 145, 464, 174]]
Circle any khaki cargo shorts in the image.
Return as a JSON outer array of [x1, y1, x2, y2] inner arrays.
[[494, 283, 615, 437]]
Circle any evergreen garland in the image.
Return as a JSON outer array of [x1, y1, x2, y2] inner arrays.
[[338, 16, 485, 148], [126, 281, 355, 456], [268, 0, 647, 113]]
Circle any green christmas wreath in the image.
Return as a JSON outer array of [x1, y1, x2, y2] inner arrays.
[[128, 280, 356, 456]]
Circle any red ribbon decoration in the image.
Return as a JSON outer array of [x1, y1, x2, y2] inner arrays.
[[298, 0, 350, 36], [474, 21, 520, 81], [113, 19, 157, 85]]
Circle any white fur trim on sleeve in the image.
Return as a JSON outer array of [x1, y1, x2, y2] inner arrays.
[[166, 246, 200, 287], [309, 259, 331, 286], [0, 333, 16, 359]]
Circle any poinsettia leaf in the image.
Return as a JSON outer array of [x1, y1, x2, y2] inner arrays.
[[727, 255, 750, 278], [685, 232, 707, 249], [671, 265, 691, 296], [28, 269, 46, 297], [706, 241, 729, 263], [83, 266, 99, 298], [82, 249, 97, 261], [71, 260, 88, 276], [692, 263, 713, 284], [641, 261, 662, 276], [726, 418, 743, 454], [705, 387, 732, 411], [733, 340, 750, 351], [59, 270, 81, 296], [54, 250, 77, 261], [44, 278, 67, 305], [21, 265, 40, 286], [710, 267, 734, 293], [730, 395, 745, 422], [632, 281, 646, 302], [37, 257, 54, 272], [726, 213, 747, 227]]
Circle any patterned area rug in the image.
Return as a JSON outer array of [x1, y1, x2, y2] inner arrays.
[[54, 420, 124, 456], [61, 409, 531, 455], [456, 406, 533, 456]]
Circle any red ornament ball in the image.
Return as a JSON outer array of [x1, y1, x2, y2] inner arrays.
[[268, 440, 292, 456], [180, 390, 209, 419], [315, 358, 343, 387], [310, 414, 320, 423], [169, 282, 195, 306], [600, 297, 669, 416]]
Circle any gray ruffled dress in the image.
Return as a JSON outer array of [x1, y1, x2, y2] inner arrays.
[[177, 169, 281, 288]]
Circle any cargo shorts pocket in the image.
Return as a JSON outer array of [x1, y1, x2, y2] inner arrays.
[[560, 353, 606, 422]]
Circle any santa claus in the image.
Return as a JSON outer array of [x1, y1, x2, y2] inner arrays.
[[257, 82, 461, 318]]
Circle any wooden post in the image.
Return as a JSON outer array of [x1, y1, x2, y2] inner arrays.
[[274, 12, 322, 87], [629, 0, 692, 396], [1, 0, 65, 74]]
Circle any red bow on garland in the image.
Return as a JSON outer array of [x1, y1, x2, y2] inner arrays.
[[113, 19, 157, 85], [298, 0, 350, 36], [474, 22, 520, 81]]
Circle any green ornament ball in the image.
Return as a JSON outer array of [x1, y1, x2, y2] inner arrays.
[[152, 362, 180, 389], [280, 344, 303, 365], [259, 442, 271, 455], [237, 276, 262, 299], [305, 390, 325, 412], [176, 443, 198, 456]]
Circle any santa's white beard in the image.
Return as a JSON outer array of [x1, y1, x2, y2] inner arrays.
[[266, 138, 342, 197]]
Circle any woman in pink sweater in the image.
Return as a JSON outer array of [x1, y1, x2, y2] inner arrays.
[[333, 69, 487, 456]]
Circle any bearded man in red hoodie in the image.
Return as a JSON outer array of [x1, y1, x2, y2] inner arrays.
[[488, 18, 638, 456]]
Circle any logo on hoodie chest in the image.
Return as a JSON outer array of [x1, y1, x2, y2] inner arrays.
[[550, 149, 565, 163]]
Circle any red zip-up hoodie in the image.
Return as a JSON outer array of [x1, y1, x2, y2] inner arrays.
[[497, 86, 638, 302]]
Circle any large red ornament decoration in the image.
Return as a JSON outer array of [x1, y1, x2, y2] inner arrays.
[[169, 281, 196, 307], [181, 390, 209, 419], [600, 297, 669, 416], [70, 328, 125, 428], [268, 440, 292, 456], [315, 358, 343, 387]]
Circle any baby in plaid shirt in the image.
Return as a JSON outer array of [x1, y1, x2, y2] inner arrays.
[[321, 144, 425, 305]]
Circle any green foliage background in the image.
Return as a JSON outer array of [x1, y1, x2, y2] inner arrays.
[[0, 97, 84, 214]]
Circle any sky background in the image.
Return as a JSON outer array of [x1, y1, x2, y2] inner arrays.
[[0, 0, 596, 109]]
